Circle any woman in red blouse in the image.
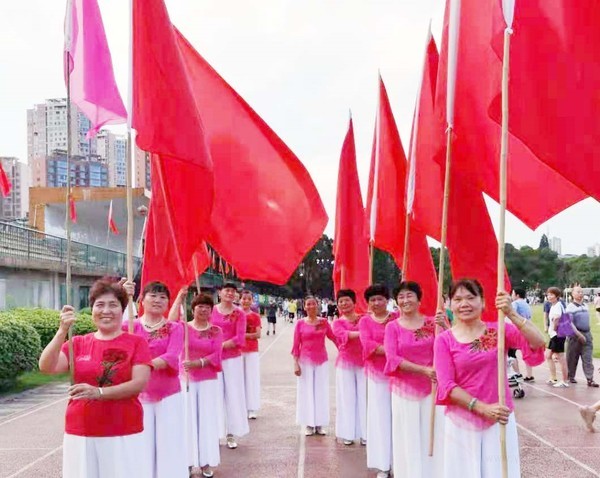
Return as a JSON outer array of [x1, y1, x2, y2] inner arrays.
[[39, 279, 152, 478], [240, 290, 262, 420]]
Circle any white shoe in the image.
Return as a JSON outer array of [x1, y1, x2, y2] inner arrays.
[[315, 426, 327, 435], [376, 471, 390, 478], [553, 381, 569, 388], [248, 411, 257, 419], [305, 426, 315, 436], [226, 435, 238, 449], [360, 438, 367, 446], [342, 439, 353, 445]]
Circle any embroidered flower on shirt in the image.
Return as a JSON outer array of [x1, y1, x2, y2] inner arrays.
[[198, 327, 217, 339], [225, 309, 241, 322], [149, 323, 171, 341], [414, 321, 435, 340], [469, 328, 498, 353], [97, 348, 128, 386]]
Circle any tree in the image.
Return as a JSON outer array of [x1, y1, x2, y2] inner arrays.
[[538, 234, 550, 250], [372, 247, 401, 291], [430, 247, 452, 292]]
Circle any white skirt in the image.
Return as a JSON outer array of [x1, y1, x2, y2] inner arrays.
[[366, 377, 392, 472], [63, 432, 144, 478], [296, 361, 330, 427], [243, 351, 261, 412], [218, 356, 250, 437], [443, 413, 520, 478], [185, 379, 220, 468], [335, 365, 367, 441], [138, 392, 188, 478], [391, 392, 445, 478]]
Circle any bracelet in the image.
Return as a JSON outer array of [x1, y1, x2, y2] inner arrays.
[[98, 387, 104, 398], [200, 358, 205, 368], [516, 318, 527, 330], [467, 397, 478, 412]]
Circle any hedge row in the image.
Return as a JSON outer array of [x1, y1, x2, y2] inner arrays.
[[0, 308, 96, 392]]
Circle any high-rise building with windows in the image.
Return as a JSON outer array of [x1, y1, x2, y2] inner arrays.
[[97, 131, 127, 187], [549, 236, 562, 255], [0, 157, 26, 220]]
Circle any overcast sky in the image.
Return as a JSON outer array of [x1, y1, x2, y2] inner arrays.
[[1, 0, 599, 255]]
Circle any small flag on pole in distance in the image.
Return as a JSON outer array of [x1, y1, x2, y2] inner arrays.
[[0, 164, 11, 197], [108, 200, 120, 234]]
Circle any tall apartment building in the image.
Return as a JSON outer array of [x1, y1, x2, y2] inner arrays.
[[134, 145, 151, 190], [0, 157, 26, 220], [46, 151, 108, 188], [550, 236, 562, 255], [587, 243, 600, 258], [97, 131, 127, 187]]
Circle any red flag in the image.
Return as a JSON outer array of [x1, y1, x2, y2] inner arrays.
[[488, 1, 600, 201], [0, 163, 11, 197], [366, 75, 407, 262], [108, 200, 119, 235], [333, 117, 369, 312], [225, 262, 231, 276], [174, 31, 327, 285], [211, 251, 217, 270], [133, 0, 214, 294], [434, 0, 586, 230], [69, 194, 77, 223]]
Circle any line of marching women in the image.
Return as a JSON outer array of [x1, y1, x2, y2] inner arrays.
[[39, 279, 261, 478], [291, 279, 546, 478]]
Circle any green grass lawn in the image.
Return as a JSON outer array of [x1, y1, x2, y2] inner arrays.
[[530, 304, 600, 358], [0, 371, 69, 397]]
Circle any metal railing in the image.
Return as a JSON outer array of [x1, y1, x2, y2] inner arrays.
[[0, 221, 141, 277]]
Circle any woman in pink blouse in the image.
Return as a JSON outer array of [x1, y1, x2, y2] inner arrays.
[[333, 289, 366, 446], [181, 293, 223, 478], [292, 296, 338, 436], [130, 281, 187, 478], [210, 282, 248, 449], [384, 281, 448, 478], [359, 284, 397, 478], [434, 279, 545, 478]]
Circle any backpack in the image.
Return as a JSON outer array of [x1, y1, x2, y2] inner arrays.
[[556, 303, 575, 338]]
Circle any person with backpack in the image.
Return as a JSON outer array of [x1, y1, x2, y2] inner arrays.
[[545, 287, 569, 388], [566, 286, 598, 387]]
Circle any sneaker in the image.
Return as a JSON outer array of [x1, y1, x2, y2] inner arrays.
[[360, 438, 367, 446], [201, 466, 214, 478], [226, 435, 238, 449], [588, 380, 600, 388], [553, 381, 569, 388], [273, 330, 276, 335], [266, 331, 270, 336], [342, 439, 353, 446], [376, 471, 390, 478], [546, 379, 558, 385], [523, 376, 535, 382], [248, 411, 258, 419], [569, 378, 578, 384], [315, 426, 327, 435], [305, 426, 315, 436], [580, 406, 597, 432]]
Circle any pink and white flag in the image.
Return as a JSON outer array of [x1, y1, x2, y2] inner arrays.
[[108, 200, 120, 234], [64, 0, 127, 138]]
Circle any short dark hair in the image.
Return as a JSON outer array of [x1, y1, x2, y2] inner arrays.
[[240, 289, 253, 297], [305, 295, 318, 303], [191, 293, 214, 310], [336, 289, 356, 303], [547, 286, 562, 298], [364, 284, 390, 301], [512, 287, 526, 299], [394, 281, 423, 301], [89, 278, 129, 311], [220, 282, 238, 291], [449, 279, 484, 300], [141, 281, 170, 301]]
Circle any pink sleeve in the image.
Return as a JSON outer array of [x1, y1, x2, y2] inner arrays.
[[325, 321, 339, 348], [383, 322, 402, 376], [132, 336, 153, 366], [205, 328, 223, 368], [434, 333, 458, 405], [233, 311, 247, 347], [359, 319, 379, 360], [157, 323, 183, 372], [291, 321, 302, 358], [506, 323, 545, 366], [333, 320, 350, 347]]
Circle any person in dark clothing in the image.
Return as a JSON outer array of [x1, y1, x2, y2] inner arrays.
[[266, 301, 277, 336]]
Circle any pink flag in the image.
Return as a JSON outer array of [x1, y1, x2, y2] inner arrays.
[[64, 0, 127, 138], [0, 164, 11, 197]]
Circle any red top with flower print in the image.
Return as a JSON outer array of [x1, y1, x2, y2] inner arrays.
[[359, 312, 399, 382], [241, 312, 261, 353], [434, 322, 545, 430], [183, 324, 223, 382], [384, 317, 436, 400], [126, 320, 184, 403], [210, 307, 247, 360], [61, 332, 152, 437]]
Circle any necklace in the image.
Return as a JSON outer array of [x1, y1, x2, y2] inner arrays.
[[192, 322, 210, 331], [372, 312, 390, 324], [142, 318, 165, 331]]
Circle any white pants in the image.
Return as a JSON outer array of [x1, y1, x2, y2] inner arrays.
[[218, 356, 249, 437], [243, 351, 261, 412], [366, 377, 392, 472], [139, 392, 188, 478], [296, 362, 329, 427], [443, 413, 520, 478], [185, 380, 220, 468], [391, 392, 445, 478], [63, 432, 144, 478], [335, 365, 366, 441]]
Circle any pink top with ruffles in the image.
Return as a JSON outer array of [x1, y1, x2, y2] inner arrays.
[[384, 316, 436, 400], [291, 318, 338, 365], [182, 324, 223, 382], [359, 312, 398, 382], [127, 320, 184, 403], [434, 322, 545, 430], [210, 306, 247, 360], [333, 316, 364, 369]]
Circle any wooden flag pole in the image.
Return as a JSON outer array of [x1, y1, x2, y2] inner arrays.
[[126, 130, 135, 334], [368, 243, 374, 285], [429, 126, 454, 457], [65, 63, 75, 385], [497, 27, 512, 478]]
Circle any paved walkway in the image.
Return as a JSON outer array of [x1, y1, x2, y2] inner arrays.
[[2, 319, 600, 477]]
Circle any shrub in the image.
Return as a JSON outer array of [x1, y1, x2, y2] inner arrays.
[[0, 319, 41, 391]]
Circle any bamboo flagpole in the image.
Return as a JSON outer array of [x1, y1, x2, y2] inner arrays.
[[126, 0, 135, 334], [496, 2, 515, 475]]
